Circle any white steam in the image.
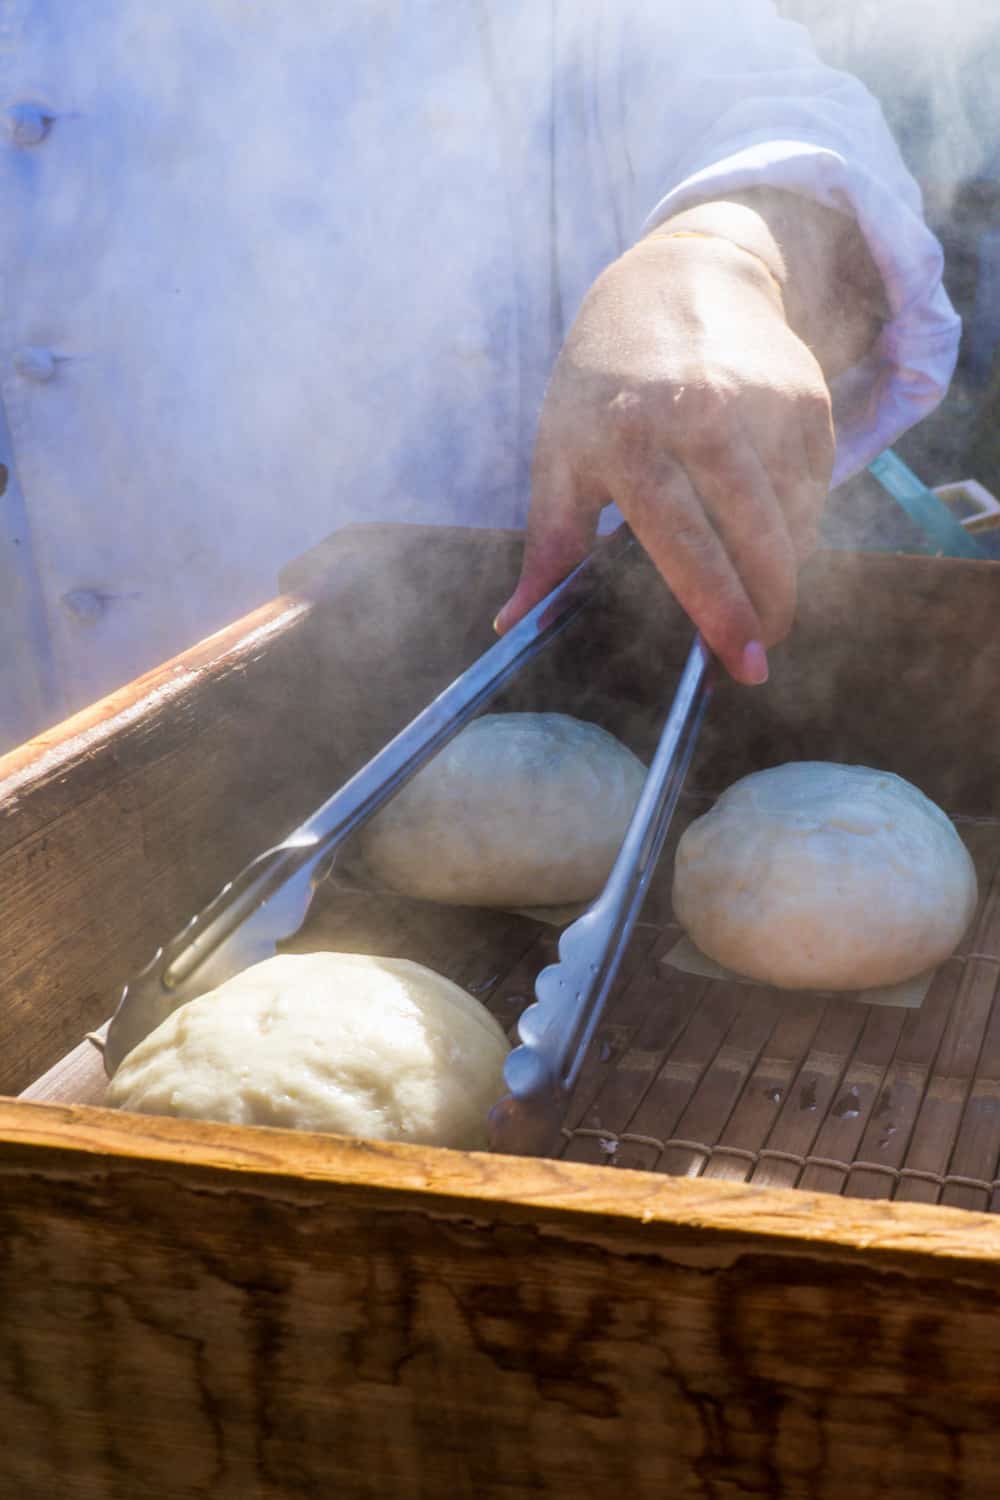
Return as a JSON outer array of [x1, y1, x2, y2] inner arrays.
[[778, 0, 1000, 221]]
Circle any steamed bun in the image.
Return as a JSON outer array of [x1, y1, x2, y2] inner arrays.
[[107, 952, 509, 1149], [672, 762, 977, 991], [357, 712, 646, 908]]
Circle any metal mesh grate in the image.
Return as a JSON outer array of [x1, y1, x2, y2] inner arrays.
[[543, 815, 1000, 1213]]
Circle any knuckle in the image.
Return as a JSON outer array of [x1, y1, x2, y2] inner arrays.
[[606, 388, 650, 450], [699, 563, 753, 631], [670, 517, 718, 564], [683, 376, 734, 429], [806, 387, 835, 432], [808, 381, 833, 415]]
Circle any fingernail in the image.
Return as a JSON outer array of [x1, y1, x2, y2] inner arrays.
[[492, 612, 503, 635], [740, 640, 769, 685]]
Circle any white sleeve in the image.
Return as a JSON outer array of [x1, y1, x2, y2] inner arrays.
[[618, 2, 960, 486]]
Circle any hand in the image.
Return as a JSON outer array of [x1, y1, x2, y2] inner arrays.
[[495, 229, 836, 684]]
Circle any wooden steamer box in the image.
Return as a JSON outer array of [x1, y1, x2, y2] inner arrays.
[[2, 526, 1000, 1498]]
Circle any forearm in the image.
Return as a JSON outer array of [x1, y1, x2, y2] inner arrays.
[[645, 188, 889, 381]]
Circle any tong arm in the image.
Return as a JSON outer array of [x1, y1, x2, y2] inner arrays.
[[489, 636, 712, 1156]]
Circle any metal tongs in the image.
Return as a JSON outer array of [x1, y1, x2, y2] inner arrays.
[[106, 526, 633, 1073], [105, 527, 712, 1158], [488, 637, 710, 1155]]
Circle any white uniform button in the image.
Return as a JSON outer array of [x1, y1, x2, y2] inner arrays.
[[61, 589, 106, 623], [7, 102, 54, 147], [13, 347, 57, 383]]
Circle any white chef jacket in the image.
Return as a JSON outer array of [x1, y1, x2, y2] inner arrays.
[[0, 1, 959, 751]]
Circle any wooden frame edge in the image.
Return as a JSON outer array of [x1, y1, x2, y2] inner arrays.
[[0, 594, 309, 796], [3, 1096, 999, 1269]]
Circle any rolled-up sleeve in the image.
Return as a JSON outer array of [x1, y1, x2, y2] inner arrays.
[[618, 2, 960, 485]]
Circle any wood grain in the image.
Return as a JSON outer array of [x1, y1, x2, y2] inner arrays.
[[4, 1098, 1000, 1499], [0, 596, 314, 1092], [17, 1026, 109, 1108]]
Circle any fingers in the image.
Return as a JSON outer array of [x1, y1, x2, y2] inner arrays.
[[494, 439, 602, 634], [802, 384, 836, 496], [688, 385, 832, 640], [684, 426, 800, 646], [502, 375, 832, 689], [786, 391, 834, 563], [769, 375, 834, 562], [613, 450, 770, 684]]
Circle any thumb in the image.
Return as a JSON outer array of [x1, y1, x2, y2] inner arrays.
[[494, 456, 603, 634]]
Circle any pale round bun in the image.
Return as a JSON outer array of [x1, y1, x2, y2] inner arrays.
[[357, 712, 646, 909], [106, 952, 509, 1149], [672, 762, 978, 990]]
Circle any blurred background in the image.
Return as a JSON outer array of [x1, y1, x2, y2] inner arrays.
[[778, 0, 1000, 555]]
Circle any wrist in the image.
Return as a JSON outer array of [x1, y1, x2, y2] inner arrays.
[[645, 189, 888, 378], [637, 222, 789, 319], [645, 199, 787, 282], [645, 225, 785, 296]]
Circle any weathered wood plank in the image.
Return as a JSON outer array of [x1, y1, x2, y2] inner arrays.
[[0, 596, 310, 850], [0, 597, 322, 1091], [3, 1101, 1000, 1498], [7, 1098, 1000, 1260]]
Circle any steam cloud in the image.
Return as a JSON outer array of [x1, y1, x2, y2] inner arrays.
[[778, 0, 1000, 218]]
